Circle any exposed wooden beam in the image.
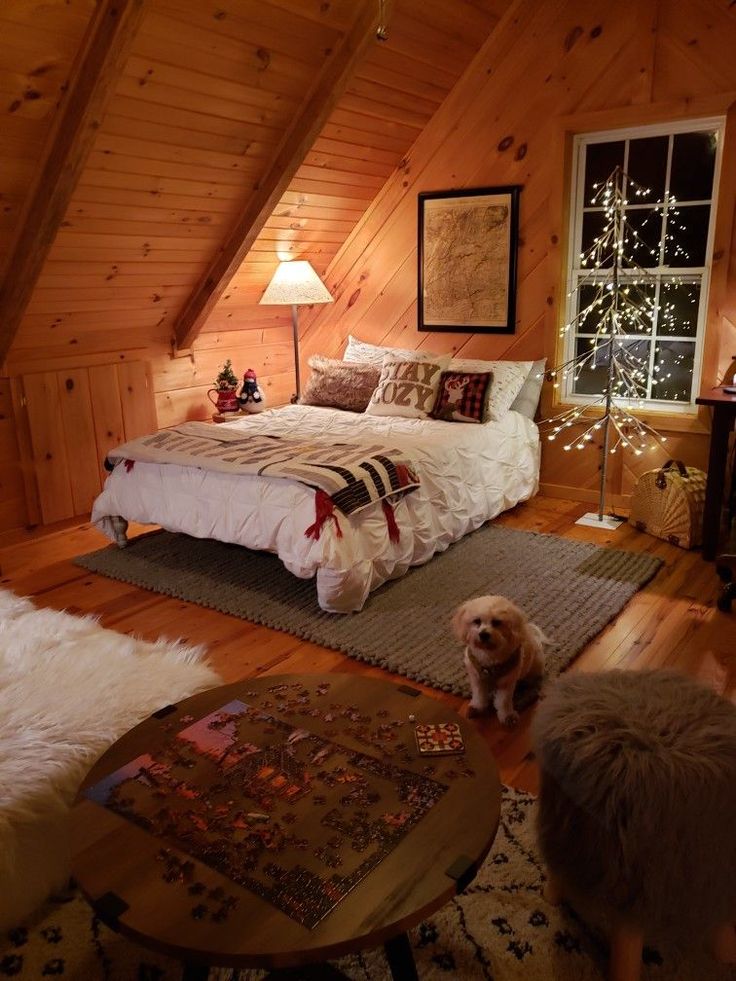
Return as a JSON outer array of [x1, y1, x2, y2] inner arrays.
[[174, 0, 390, 352], [0, 0, 146, 365]]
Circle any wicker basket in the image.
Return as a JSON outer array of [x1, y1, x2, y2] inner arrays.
[[629, 459, 707, 549]]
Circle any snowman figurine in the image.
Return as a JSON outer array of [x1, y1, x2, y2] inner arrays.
[[238, 368, 266, 413]]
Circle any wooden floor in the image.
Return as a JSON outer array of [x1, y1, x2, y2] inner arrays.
[[1, 495, 734, 795]]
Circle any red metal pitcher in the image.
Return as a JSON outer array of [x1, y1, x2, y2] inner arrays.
[[207, 387, 240, 413]]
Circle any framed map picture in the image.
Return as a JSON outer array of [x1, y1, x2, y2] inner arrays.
[[418, 185, 520, 333]]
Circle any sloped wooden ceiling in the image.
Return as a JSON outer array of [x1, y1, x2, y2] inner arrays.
[[0, 0, 96, 272], [298, 0, 736, 506], [3, 0, 510, 419]]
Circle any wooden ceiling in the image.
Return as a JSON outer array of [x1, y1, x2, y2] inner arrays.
[[0, 0, 510, 371]]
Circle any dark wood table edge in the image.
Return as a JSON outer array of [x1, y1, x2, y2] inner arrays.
[[76, 851, 494, 977], [71, 674, 502, 979]]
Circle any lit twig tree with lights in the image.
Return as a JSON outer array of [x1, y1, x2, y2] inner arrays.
[[541, 165, 676, 525]]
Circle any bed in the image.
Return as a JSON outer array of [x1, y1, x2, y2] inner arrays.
[[91, 401, 540, 613]]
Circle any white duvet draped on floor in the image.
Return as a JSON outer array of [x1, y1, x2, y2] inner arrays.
[[91, 404, 540, 613]]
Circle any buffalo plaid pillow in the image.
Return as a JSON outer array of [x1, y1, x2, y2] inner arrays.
[[430, 371, 493, 423]]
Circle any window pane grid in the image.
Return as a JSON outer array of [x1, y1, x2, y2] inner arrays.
[[582, 198, 714, 211], [565, 119, 722, 409]]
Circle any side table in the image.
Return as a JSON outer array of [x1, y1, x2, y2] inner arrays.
[[71, 673, 501, 979], [694, 387, 736, 562]]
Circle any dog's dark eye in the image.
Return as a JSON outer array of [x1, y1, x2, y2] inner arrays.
[[491, 618, 503, 628], [472, 617, 482, 626]]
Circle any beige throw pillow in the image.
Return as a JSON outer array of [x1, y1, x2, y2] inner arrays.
[[365, 353, 450, 419], [449, 358, 532, 420], [343, 334, 418, 366], [300, 356, 380, 412]]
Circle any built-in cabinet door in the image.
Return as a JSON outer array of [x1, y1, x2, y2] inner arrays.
[[18, 360, 156, 524]]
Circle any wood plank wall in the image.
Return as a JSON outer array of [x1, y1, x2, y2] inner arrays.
[[1, 0, 735, 530], [0, 0, 97, 276], [0, 380, 24, 532], [15, 361, 156, 525], [0, 1, 505, 530], [157, 0, 508, 422], [300, 0, 736, 506]]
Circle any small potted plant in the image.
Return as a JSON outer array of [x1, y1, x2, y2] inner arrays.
[[208, 359, 240, 413]]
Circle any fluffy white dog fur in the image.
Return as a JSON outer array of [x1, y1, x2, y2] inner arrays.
[[0, 588, 219, 931], [452, 595, 545, 726]]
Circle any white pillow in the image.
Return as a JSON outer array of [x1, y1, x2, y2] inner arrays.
[[365, 352, 450, 419], [344, 334, 423, 367], [449, 358, 532, 420], [510, 358, 546, 419]]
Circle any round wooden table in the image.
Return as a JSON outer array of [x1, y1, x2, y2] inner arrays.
[[71, 674, 501, 979]]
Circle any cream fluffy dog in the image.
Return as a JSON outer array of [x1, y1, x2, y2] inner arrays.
[[452, 595, 546, 726]]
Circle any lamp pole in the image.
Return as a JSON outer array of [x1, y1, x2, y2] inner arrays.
[[291, 303, 301, 403]]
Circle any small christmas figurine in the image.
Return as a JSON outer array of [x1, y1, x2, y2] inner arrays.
[[238, 368, 266, 413], [208, 358, 240, 413]]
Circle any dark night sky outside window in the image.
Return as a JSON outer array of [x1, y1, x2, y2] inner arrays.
[[567, 122, 721, 406]]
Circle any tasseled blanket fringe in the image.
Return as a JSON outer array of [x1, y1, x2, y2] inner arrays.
[[381, 498, 400, 543], [304, 490, 401, 543], [305, 490, 343, 541]]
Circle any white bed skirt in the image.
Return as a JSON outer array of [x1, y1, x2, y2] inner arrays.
[[92, 405, 540, 613]]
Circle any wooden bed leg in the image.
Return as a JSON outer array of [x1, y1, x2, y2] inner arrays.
[[110, 516, 129, 547], [609, 923, 643, 981], [543, 871, 563, 906]]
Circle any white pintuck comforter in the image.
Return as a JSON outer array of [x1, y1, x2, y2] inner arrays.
[[91, 404, 540, 613]]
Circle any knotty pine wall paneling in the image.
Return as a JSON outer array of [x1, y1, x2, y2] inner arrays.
[[194, 0, 510, 421], [1, 2, 502, 530], [3, 4, 503, 406], [300, 0, 736, 506], [0, 0, 97, 276], [16, 361, 155, 526], [0, 380, 26, 533], [6, 0, 347, 377], [5, 1, 734, 530]]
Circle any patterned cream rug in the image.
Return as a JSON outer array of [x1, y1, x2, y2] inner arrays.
[[1, 788, 729, 981]]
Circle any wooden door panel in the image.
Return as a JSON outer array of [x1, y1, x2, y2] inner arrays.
[[57, 368, 102, 514], [118, 360, 156, 439], [23, 372, 75, 524], [21, 359, 157, 524], [89, 363, 125, 481]]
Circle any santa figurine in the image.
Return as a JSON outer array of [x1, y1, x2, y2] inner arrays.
[[238, 368, 266, 413]]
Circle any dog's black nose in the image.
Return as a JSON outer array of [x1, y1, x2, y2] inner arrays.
[[479, 629, 491, 643]]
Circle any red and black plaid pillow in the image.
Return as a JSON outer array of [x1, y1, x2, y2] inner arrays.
[[430, 371, 493, 423]]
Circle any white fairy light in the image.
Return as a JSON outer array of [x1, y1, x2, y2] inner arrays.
[[538, 164, 677, 519]]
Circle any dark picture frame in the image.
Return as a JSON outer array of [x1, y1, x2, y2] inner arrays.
[[418, 185, 521, 334]]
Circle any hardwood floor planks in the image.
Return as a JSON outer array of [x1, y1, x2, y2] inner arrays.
[[0, 495, 733, 797]]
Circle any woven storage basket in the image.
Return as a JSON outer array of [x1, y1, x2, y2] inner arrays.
[[629, 459, 707, 549]]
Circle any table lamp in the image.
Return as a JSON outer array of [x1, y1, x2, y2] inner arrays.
[[259, 260, 333, 402]]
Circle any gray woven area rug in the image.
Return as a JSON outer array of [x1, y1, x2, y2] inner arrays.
[[1, 788, 727, 981], [76, 525, 662, 698]]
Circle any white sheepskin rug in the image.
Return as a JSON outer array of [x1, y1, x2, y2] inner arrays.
[[0, 588, 220, 932]]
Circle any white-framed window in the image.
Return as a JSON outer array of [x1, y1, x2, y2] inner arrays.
[[563, 118, 724, 411]]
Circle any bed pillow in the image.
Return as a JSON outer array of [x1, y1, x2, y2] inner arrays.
[[449, 358, 532, 420], [365, 352, 450, 419], [300, 355, 381, 412], [430, 371, 493, 423], [510, 358, 546, 419], [343, 334, 428, 367]]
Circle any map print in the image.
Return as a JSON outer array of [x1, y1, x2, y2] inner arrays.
[[422, 192, 511, 327], [85, 698, 447, 928]]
